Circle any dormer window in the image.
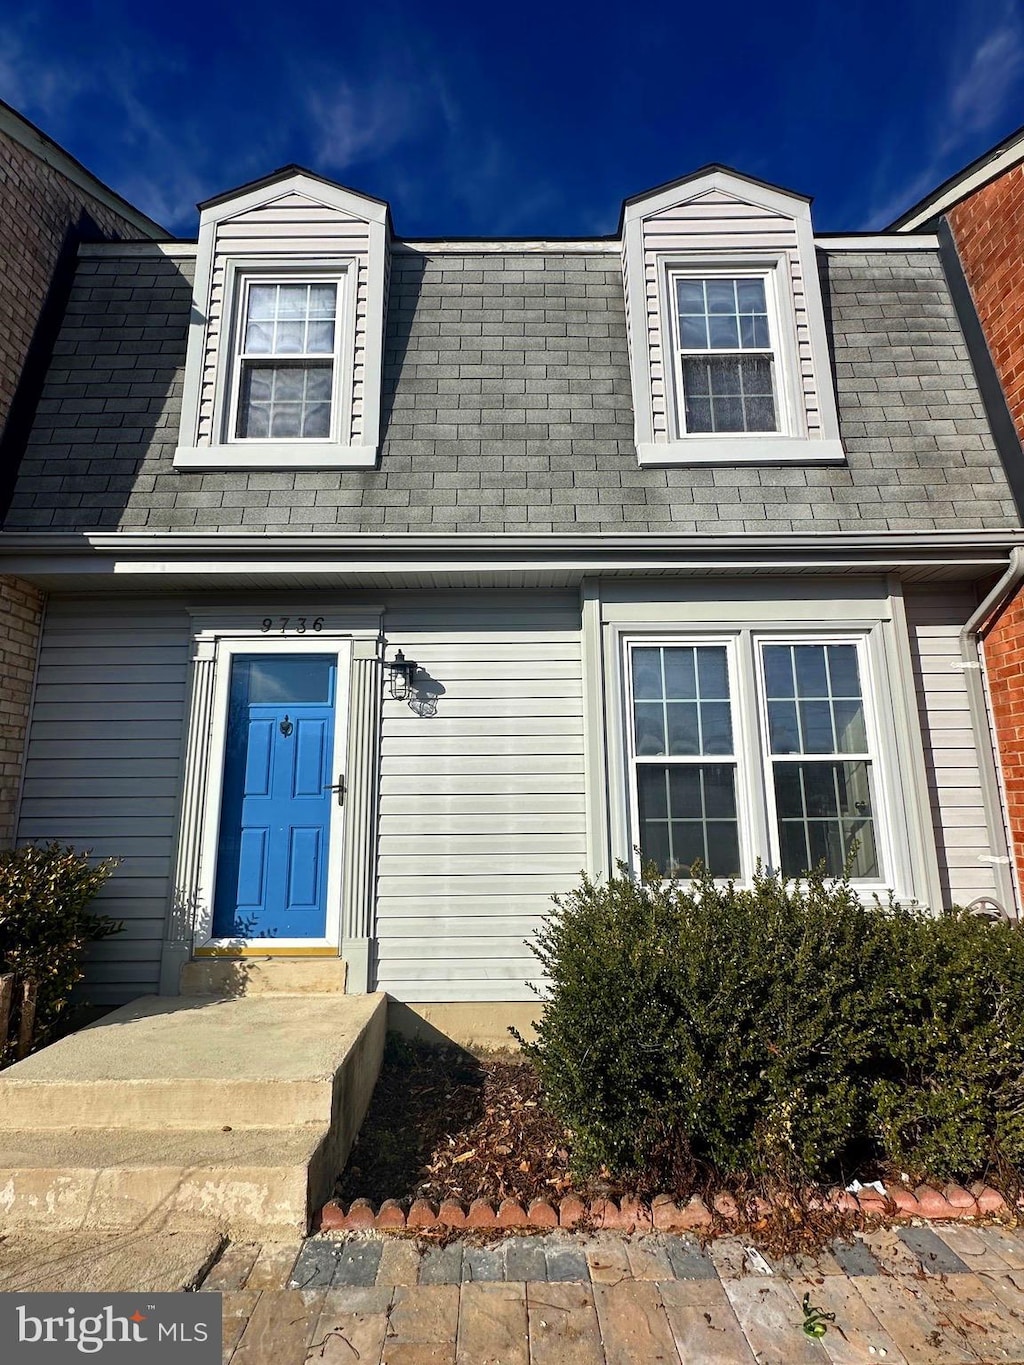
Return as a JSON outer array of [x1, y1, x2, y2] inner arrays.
[[234, 279, 341, 440], [621, 167, 845, 467], [175, 169, 389, 472], [673, 274, 778, 435]]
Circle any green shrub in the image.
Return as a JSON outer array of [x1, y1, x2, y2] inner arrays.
[[869, 908, 1024, 1180], [522, 861, 1024, 1189], [0, 842, 121, 1042]]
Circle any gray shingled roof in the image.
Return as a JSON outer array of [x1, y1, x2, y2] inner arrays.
[[4, 246, 1019, 534]]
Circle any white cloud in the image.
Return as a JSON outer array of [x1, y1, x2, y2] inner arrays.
[[864, 1, 1024, 227]]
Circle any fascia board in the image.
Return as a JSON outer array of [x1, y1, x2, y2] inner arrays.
[[623, 169, 811, 225], [200, 173, 389, 230]]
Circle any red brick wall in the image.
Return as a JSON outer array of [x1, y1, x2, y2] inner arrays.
[[950, 166, 1024, 901], [983, 587, 1024, 895], [948, 165, 1024, 447], [0, 576, 43, 846], [0, 122, 144, 845]]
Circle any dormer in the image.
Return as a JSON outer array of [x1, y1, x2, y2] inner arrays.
[[175, 168, 390, 471], [621, 166, 844, 467]]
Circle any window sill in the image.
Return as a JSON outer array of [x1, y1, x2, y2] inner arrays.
[[174, 442, 379, 471], [636, 437, 846, 467]]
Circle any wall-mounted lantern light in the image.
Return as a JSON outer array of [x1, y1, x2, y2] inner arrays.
[[387, 649, 419, 701]]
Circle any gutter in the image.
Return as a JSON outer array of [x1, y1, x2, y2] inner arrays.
[[959, 546, 1024, 919]]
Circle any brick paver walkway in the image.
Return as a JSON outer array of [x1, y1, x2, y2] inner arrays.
[[204, 1226, 1024, 1363]]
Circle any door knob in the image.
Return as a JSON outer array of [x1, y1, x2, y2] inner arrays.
[[326, 775, 346, 807]]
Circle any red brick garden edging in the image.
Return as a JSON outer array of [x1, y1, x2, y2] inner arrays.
[[317, 1181, 1012, 1233]]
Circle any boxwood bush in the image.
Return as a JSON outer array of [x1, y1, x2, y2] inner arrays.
[[522, 861, 1024, 1188], [0, 842, 121, 1046]]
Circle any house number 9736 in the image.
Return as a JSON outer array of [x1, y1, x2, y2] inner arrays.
[[260, 617, 324, 634]]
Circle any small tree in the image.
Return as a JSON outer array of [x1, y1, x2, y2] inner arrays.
[[0, 842, 121, 1044]]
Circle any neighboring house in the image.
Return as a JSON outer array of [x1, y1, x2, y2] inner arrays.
[[892, 127, 1024, 906], [0, 101, 162, 848], [1, 133, 1022, 1041]]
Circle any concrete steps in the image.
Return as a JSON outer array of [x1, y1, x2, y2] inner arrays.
[[0, 989, 386, 1237]]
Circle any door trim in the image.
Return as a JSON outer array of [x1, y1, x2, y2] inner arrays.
[[198, 635, 351, 950], [163, 610, 384, 970]]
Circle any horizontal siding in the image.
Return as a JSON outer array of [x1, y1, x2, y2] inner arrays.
[[374, 597, 584, 1002], [904, 587, 999, 907], [640, 189, 820, 441], [17, 600, 191, 1003]]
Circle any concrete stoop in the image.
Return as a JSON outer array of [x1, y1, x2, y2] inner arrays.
[[0, 990, 386, 1238]]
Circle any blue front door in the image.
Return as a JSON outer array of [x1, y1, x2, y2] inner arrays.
[[213, 655, 337, 940]]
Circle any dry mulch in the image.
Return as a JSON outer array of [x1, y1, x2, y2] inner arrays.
[[337, 1036, 576, 1208]]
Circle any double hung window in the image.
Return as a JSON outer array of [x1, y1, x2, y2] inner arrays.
[[672, 275, 778, 436], [233, 280, 341, 441], [627, 635, 883, 884]]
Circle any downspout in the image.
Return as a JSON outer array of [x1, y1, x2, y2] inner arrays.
[[958, 545, 1024, 919]]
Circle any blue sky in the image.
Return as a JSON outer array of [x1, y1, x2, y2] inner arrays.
[[2, 0, 1023, 238]]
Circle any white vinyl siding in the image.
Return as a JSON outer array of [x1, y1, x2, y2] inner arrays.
[[904, 587, 1001, 906], [374, 596, 585, 1002], [16, 599, 191, 1003], [199, 192, 372, 448]]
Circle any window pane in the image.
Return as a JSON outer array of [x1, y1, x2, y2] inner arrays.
[[794, 646, 829, 697], [270, 405, 301, 438], [276, 322, 305, 354], [708, 314, 740, 349], [244, 321, 273, 354], [683, 357, 777, 433], [632, 647, 733, 758], [763, 646, 795, 698], [638, 766, 670, 819], [277, 285, 309, 318], [768, 699, 800, 753], [309, 284, 337, 316], [634, 702, 665, 755], [238, 363, 333, 440], [302, 403, 331, 438], [700, 701, 733, 755], [706, 280, 737, 313], [638, 762, 740, 878], [833, 699, 867, 753], [800, 700, 835, 754], [736, 278, 767, 312], [666, 702, 700, 755], [631, 649, 663, 700], [664, 649, 697, 699], [239, 655, 334, 705], [247, 285, 277, 320], [774, 761, 878, 878], [827, 645, 861, 697], [680, 314, 709, 348], [676, 279, 706, 313], [667, 767, 702, 818], [697, 649, 729, 698], [307, 321, 336, 353]]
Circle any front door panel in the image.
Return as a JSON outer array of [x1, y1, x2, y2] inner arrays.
[[213, 655, 336, 939]]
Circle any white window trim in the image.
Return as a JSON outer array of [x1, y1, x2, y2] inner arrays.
[[622, 168, 846, 469], [174, 173, 389, 472], [639, 252, 844, 467], [622, 628, 898, 892], [227, 272, 348, 448], [194, 632, 353, 951], [753, 632, 895, 890], [666, 261, 796, 443], [623, 634, 755, 883]]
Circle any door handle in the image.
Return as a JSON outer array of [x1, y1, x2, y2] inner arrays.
[[326, 775, 346, 807]]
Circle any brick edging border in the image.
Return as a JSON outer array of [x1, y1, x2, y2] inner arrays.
[[317, 1181, 1012, 1233]]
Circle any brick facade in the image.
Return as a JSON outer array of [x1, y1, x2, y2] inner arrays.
[[946, 161, 1024, 900], [0, 575, 42, 846], [0, 113, 152, 845], [948, 165, 1024, 448]]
